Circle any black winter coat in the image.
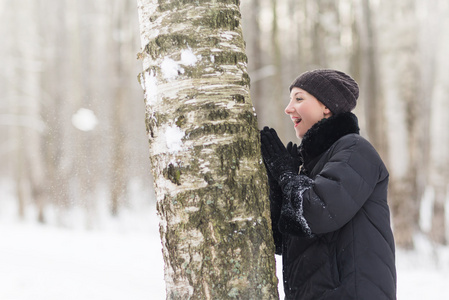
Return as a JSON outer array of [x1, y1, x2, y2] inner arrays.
[[270, 113, 396, 300]]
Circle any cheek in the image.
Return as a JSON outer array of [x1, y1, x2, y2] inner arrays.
[[302, 104, 322, 122], [297, 103, 311, 118]]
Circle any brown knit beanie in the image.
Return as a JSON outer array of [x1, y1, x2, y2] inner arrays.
[[289, 69, 359, 114]]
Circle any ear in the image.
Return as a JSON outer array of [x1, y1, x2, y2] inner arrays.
[[323, 106, 332, 116]]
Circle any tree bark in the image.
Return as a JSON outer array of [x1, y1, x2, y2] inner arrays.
[[109, 0, 132, 216], [137, 1, 278, 299], [428, 0, 449, 245], [313, 0, 345, 69], [11, 0, 46, 221], [376, 0, 421, 248]]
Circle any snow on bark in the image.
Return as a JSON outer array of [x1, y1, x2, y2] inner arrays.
[[137, 1, 279, 299]]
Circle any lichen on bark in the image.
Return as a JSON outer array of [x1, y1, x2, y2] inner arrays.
[[137, 0, 279, 299]]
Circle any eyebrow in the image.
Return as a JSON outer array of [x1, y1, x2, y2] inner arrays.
[[291, 91, 305, 98]]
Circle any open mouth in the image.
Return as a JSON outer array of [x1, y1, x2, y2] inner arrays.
[[294, 118, 302, 127]]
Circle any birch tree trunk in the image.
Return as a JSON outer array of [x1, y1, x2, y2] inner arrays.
[[22, 0, 46, 223], [137, 1, 279, 299], [110, 0, 132, 216], [377, 0, 421, 248], [428, 0, 449, 244], [7, 0, 28, 218], [269, 0, 288, 140], [313, 0, 346, 70], [11, 0, 46, 220], [355, 0, 389, 160]]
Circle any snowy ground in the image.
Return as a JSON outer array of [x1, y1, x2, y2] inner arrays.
[[1, 205, 449, 299]]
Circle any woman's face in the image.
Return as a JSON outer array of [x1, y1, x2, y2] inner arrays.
[[285, 87, 332, 138]]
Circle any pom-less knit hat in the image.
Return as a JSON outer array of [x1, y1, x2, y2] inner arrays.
[[289, 69, 359, 114]]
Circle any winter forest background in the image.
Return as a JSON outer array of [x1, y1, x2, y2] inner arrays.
[[1, 0, 449, 299]]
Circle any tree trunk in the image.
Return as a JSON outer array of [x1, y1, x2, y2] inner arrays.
[[11, 0, 46, 221], [109, 0, 132, 216], [6, 0, 27, 219], [428, 0, 449, 245], [242, 0, 262, 103], [40, 0, 72, 215], [356, 0, 386, 156], [314, 0, 345, 69], [376, 0, 421, 248], [137, 1, 279, 299], [269, 0, 288, 141]]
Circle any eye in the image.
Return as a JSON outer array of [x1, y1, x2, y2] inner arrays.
[[296, 97, 304, 102]]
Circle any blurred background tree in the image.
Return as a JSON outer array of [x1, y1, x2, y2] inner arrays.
[[1, 0, 448, 248]]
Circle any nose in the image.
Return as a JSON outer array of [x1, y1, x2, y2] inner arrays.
[[285, 101, 294, 115]]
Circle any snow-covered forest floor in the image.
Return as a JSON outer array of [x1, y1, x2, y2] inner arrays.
[[1, 198, 448, 299]]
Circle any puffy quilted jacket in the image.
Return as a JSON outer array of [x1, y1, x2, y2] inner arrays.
[[270, 113, 396, 300]]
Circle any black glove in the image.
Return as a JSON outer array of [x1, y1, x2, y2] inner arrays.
[[260, 127, 300, 188], [263, 159, 280, 191], [286, 141, 302, 174]]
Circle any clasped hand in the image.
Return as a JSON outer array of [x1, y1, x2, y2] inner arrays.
[[260, 127, 301, 186]]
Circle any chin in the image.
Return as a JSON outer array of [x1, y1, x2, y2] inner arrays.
[[294, 125, 305, 139]]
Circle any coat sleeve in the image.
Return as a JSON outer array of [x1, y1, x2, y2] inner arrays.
[[279, 136, 387, 235], [268, 186, 284, 255]]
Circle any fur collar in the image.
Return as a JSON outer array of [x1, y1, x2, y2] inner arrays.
[[299, 112, 360, 166]]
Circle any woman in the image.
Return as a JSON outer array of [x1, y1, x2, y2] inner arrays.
[[261, 69, 396, 299]]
